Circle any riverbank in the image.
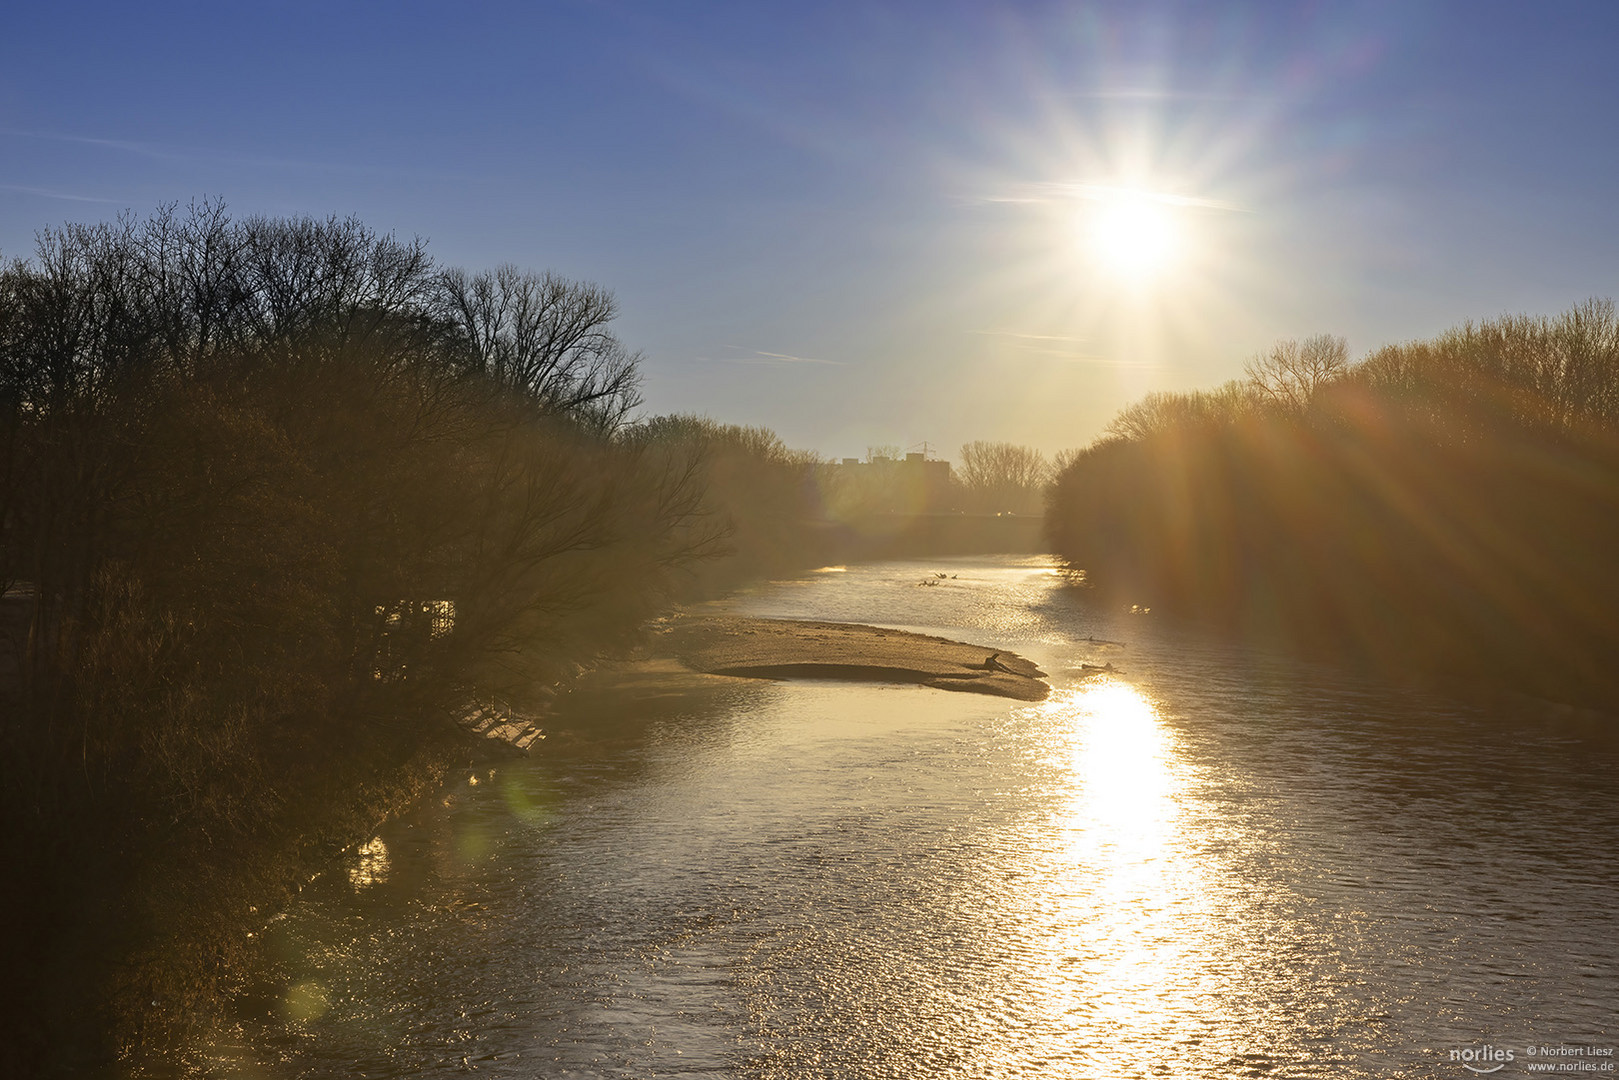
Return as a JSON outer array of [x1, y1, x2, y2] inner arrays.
[[15, 715, 480, 1076], [33, 608, 1046, 1072]]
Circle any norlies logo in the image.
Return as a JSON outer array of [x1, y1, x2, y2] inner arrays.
[[1453, 1046, 1516, 1073]]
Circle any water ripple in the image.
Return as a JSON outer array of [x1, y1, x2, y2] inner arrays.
[[203, 556, 1618, 1079]]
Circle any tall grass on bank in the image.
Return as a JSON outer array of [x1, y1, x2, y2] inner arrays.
[[1046, 306, 1619, 709]]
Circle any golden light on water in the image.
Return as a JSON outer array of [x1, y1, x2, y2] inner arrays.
[[1064, 679, 1176, 834], [996, 676, 1220, 1074], [282, 980, 330, 1025], [347, 836, 390, 888], [1062, 679, 1190, 1022]]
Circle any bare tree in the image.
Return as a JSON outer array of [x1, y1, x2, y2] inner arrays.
[[1103, 380, 1256, 442], [958, 441, 1049, 514], [435, 266, 642, 431], [1244, 334, 1348, 413]]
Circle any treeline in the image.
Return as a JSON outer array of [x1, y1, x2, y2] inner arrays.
[[1047, 303, 1619, 709], [0, 203, 771, 1067], [632, 415, 825, 592], [956, 440, 1057, 515]]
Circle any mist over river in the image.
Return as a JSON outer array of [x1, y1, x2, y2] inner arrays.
[[202, 556, 1617, 1079]]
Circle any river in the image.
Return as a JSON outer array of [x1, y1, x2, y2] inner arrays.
[[202, 556, 1618, 1078]]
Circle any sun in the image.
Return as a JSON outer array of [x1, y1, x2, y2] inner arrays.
[[1083, 191, 1182, 282]]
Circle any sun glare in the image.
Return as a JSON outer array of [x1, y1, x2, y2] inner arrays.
[[1083, 191, 1182, 282]]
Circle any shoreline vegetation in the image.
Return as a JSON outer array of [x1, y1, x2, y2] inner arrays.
[[0, 204, 735, 1071], [0, 205, 1049, 1073], [1047, 309, 1619, 715]]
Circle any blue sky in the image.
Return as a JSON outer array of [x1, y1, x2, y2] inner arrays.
[[5, 1, 1619, 458]]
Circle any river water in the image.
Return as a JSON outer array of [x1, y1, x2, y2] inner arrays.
[[206, 556, 1617, 1079]]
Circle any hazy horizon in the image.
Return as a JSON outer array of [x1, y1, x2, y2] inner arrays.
[[6, 1, 1619, 458]]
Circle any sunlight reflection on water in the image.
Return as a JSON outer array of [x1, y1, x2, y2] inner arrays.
[[345, 836, 390, 888], [206, 555, 1618, 1080], [962, 678, 1228, 1077]]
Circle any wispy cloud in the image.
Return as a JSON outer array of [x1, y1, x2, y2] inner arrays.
[[1050, 88, 1280, 103], [710, 346, 846, 367], [971, 330, 1160, 368], [0, 127, 423, 179], [973, 330, 1090, 344], [1, 128, 173, 160], [0, 183, 121, 204], [965, 182, 1247, 213]]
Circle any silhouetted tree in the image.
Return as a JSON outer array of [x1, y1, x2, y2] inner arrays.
[[958, 440, 1049, 514], [435, 265, 642, 431], [1046, 306, 1619, 712], [1103, 380, 1255, 441], [629, 415, 821, 593], [1243, 333, 1347, 414], [0, 203, 710, 1070]]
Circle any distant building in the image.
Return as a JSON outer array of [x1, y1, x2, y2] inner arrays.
[[819, 452, 953, 516]]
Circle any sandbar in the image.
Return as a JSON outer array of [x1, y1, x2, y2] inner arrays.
[[648, 615, 1049, 701]]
